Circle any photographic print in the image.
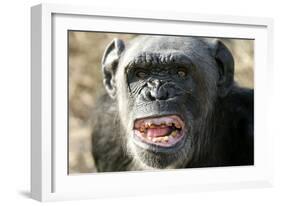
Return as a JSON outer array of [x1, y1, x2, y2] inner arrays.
[[68, 32, 254, 174]]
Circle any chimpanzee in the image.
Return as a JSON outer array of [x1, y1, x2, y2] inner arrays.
[[91, 36, 253, 172]]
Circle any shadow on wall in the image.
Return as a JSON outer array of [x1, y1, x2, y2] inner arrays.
[[68, 32, 254, 174]]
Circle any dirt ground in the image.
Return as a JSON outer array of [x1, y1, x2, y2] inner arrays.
[[68, 31, 254, 174]]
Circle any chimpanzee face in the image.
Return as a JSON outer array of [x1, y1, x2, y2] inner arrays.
[[102, 36, 234, 168]]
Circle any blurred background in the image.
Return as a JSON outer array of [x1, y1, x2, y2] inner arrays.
[[68, 31, 254, 174]]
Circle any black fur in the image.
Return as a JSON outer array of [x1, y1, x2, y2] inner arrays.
[[91, 36, 254, 172], [91, 87, 253, 172]]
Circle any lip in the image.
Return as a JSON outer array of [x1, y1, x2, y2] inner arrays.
[[133, 114, 186, 149]]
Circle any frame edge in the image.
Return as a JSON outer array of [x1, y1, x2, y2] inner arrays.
[[31, 4, 43, 202]]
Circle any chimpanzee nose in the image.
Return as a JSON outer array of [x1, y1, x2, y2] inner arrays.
[[147, 79, 169, 100]]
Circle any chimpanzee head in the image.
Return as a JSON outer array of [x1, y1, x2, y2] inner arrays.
[[101, 36, 234, 169]]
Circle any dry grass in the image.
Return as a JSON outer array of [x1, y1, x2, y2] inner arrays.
[[68, 32, 253, 174]]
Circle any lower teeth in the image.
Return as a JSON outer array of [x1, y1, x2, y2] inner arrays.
[[139, 129, 180, 143], [171, 130, 178, 137], [148, 135, 170, 143]]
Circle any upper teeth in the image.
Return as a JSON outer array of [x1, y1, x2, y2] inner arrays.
[[134, 115, 184, 133], [175, 123, 181, 129], [142, 122, 181, 129]]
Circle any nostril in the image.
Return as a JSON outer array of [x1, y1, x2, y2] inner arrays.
[[142, 89, 156, 101], [148, 92, 156, 101]]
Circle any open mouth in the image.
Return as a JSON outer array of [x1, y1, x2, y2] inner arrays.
[[133, 115, 185, 148]]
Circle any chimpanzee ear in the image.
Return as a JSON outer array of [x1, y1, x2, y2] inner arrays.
[[101, 39, 125, 99], [211, 40, 234, 97]]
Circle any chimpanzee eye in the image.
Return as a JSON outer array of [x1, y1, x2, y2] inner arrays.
[[177, 69, 187, 77], [136, 70, 149, 79]]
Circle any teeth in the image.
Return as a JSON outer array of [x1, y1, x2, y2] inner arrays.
[[141, 120, 182, 128], [147, 136, 170, 143], [171, 130, 178, 137], [175, 123, 181, 129], [140, 127, 145, 132]]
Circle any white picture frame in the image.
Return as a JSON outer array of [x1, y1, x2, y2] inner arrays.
[[31, 3, 274, 202]]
